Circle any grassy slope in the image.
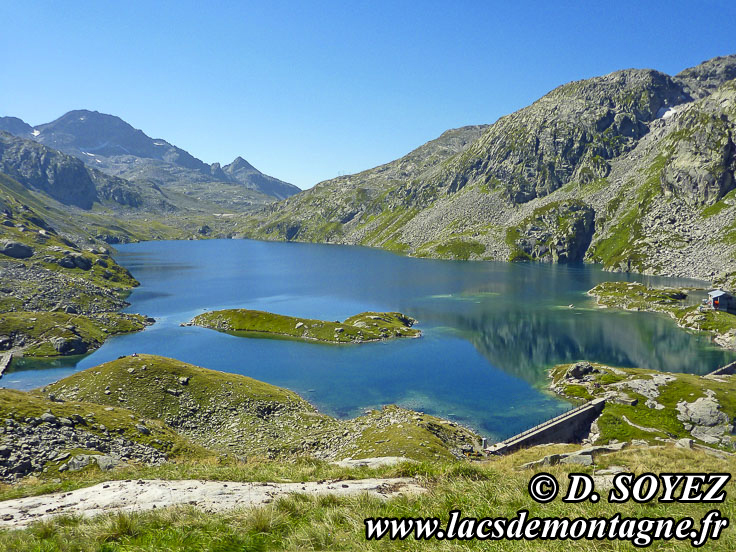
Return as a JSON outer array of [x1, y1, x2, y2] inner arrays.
[[0, 182, 154, 357], [190, 310, 420, 343], [0, 445, 734, 550], [43, 355, 478, 462]]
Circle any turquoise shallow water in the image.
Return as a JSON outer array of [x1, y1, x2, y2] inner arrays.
[[6, 239, 735, 442]]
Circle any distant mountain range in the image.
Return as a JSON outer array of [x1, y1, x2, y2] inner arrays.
[[0, 109, 299, 202], [2, 55, 736, 288]]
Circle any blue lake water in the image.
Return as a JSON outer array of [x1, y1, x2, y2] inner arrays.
[[6, 239, 735, 442]]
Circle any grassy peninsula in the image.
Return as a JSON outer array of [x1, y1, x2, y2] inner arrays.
[[0, 311, 151, 357], [42, 354, 479, 462], [189, 309, 421, 343], [589, 281, 736, 349]]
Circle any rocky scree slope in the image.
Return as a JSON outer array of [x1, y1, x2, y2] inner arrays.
[[0, 110, 299, 204], [238, 55, 736, 285], [0, 386, 204, 482]]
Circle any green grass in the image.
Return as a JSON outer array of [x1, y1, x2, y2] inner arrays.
[[701, 188, 736, 218], [45, 354, 307, 422], [685, 308, 736, 335], [588, 281, 687, 311], [43, 355, 480, 462], [0, 311, 148, 357], [191, 309, 421, 343], [589, 281, 736, 343], [433, 239, 485, 261], [1, 446, 734, 550]]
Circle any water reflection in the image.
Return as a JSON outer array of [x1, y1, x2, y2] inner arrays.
[[4, 239, 734, 441]]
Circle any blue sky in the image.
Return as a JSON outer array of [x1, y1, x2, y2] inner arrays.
[[2, 1, 735, 189]]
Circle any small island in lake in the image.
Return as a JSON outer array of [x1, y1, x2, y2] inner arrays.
[[187, 309, 421, 343]]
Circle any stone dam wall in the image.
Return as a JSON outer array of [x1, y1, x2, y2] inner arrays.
[[485, 398, 606, 455], [706, 361, 736, 377]]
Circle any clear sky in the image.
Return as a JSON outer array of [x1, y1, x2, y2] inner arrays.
[[2, 1, 734, 189]]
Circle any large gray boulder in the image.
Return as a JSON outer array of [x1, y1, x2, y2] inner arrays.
[[51, 337, 87, 355], [0, 240, 33, 259]]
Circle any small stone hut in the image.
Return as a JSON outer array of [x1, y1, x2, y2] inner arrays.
[[708, 290, 735, 312]]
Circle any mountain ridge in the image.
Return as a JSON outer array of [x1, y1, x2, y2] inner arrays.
[[236, 54, 736, 286]]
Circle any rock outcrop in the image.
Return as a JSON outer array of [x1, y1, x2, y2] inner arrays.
[[0, 240, 33, 259]]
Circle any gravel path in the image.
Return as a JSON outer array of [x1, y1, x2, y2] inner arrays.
[[0, 477, 423, 528]]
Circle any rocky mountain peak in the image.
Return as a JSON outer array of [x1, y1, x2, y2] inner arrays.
[[675, 54, 736, 99], [0, 117, 33, 139], [225, 156, 256, 172], [0, 110, 299, 201]]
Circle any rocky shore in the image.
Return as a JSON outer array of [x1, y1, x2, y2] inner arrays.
[[588, 281, 736, 350]]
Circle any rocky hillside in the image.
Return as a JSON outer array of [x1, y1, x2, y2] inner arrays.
[[43, 354, 482, 463], [0, 181, 158, 357], [551, 360, 736, 451], [238, 55, 736, 286], [0, 110, 299, 204], [0, 131, 162, 210]]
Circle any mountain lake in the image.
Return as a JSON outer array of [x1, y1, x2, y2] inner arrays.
[[6, 239, 736, 442]]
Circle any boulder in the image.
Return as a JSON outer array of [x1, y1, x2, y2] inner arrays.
[[567, 361, 596, 380], [71, 254, 92, 270], [0, 240, 33, 259], [65, 455, 96, 472], [560, 454, 593, 466], [51, 337, 87, 355], [95, 455, 120, 471], [676, 397, 728, 427], [57, 256, 76, 269], [39, 413, 58, 425]]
